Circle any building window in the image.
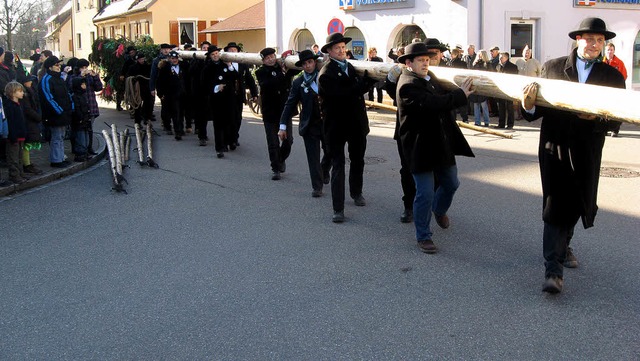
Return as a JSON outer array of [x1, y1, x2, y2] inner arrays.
[[90, 31, 95, 44], [144, 22, 150, 35], [179, 21, 196, 45], [510, 20, 536, 59], [77, 33, 82, 49]]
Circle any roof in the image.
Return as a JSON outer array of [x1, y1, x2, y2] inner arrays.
[[200, 1, 264, 34], [93, 0, 156, 22], [45, 0, 72, 25]]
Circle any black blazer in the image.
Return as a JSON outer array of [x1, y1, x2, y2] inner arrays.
[[397, 69, 474, 173], [280, 73, 322, 136], [255, 64, 296, 123], [522, 48, 625, 228]]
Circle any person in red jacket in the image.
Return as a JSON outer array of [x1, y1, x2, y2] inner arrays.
[[603, 42, 627, 137]]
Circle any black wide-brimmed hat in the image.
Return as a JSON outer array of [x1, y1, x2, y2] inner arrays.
[[224, 42, 241, 52], [206, 45, 223, 55], [424, 38, 448, 52], [160, 43, 173, 49], [321, 32, 352, 53], [568, 17, 616, 40], [398, 42, 437, 63], [295, 49, 320, 67]]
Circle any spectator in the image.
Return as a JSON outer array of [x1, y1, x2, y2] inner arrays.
[[366, 47, 384, 103], [603, 42, 627, 137], [496, 52, 518, 129], [72, 59, 102, 154], [469, 50, 491, 127], [39, 56, 73, 168], [70, 77, 91, 162], [464, 44, 477, 69], [19, 75, 44, 175], [3, 81, 29, 184]]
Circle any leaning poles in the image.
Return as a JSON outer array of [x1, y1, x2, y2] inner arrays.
[[132, 122, 159, 168], [178, 50, 640, 126]]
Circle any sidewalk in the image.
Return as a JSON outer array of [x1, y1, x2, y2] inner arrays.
[[0, 134, 106, 197]]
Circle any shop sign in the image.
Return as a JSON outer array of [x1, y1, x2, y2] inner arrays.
[[574, 0, 640, 10], [340, 0, 415, 12]]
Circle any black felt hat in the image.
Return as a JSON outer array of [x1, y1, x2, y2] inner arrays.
[[398, 42, 437, 63], [424, 38, 448, 52], [321, 33, 352, 53], [205, 45, 223, 56], [295, 49, 320, 67], [160, 43, 173, 49], [568, 17, 616, 40], [43, 56, 62, 69], [224, 42, 241, 52]]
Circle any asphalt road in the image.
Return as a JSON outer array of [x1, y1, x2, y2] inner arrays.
[[1, 105, 639, 359]]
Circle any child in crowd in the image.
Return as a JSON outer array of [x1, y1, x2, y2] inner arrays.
[[3, 81, 29, 184], [71, 77, 91, 162], [20, 75, 44, 175], [0, 95, 11, 187]]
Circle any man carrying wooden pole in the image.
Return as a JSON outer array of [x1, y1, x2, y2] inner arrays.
[[521, 17, 626, 294]]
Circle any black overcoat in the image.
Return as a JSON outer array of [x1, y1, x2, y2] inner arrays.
[[318, 59, 370, 143], [397, 69, 474, 173], [521, 48, 625, 228], [255, 64, 291, 123]]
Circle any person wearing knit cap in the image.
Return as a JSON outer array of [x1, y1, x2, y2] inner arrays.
[[521, 17, 626, 294], [19, 74, 44, 175], [39, 55, 72, 168], [255, 47, 297, 180], [0, 48, 15, 97]]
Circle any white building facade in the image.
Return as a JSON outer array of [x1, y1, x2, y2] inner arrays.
[[265, 0, 640, 89]]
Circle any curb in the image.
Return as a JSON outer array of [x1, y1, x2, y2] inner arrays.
[[0, 144, 107, 198]]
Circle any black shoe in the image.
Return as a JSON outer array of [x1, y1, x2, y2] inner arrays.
[[0, 179, 13, 187], [116, 104, 123, 111], [74, 156, 87, 162], [400, 209, 413, 223], [353, 194, 366, 206], [166, 130, 174, 135], [199, 139, 207, 146], [542, 275, 563, 294], [271, 171, 281, 180], [50, 161, 70, 168], [279, 161, 286, 173], [312, 189, 323, 198], [175, 135, 182, 141], [216, 152, 224, 158], [223, 146, 229, 152], [563, 247, 578, 268], [332, 210, 345, 223], [229, 143, 237, 151]]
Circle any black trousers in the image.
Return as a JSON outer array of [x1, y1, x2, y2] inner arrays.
[[396, 136, 416, 211], [134, 93, 153, 124], [162, 95, 185, 135], [543, 221, 576, 278], [328, 131, 367, 212], [263, 121, 292, 172], [498, 99, 514, 128], [231, 99, 244, 144], [303, 126, 331, 191]]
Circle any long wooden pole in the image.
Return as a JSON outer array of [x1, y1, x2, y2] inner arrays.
[[178, 51, 640, 125]]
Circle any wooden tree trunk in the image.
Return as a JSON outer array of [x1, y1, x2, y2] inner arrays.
[[178, 51, 640, 125]]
